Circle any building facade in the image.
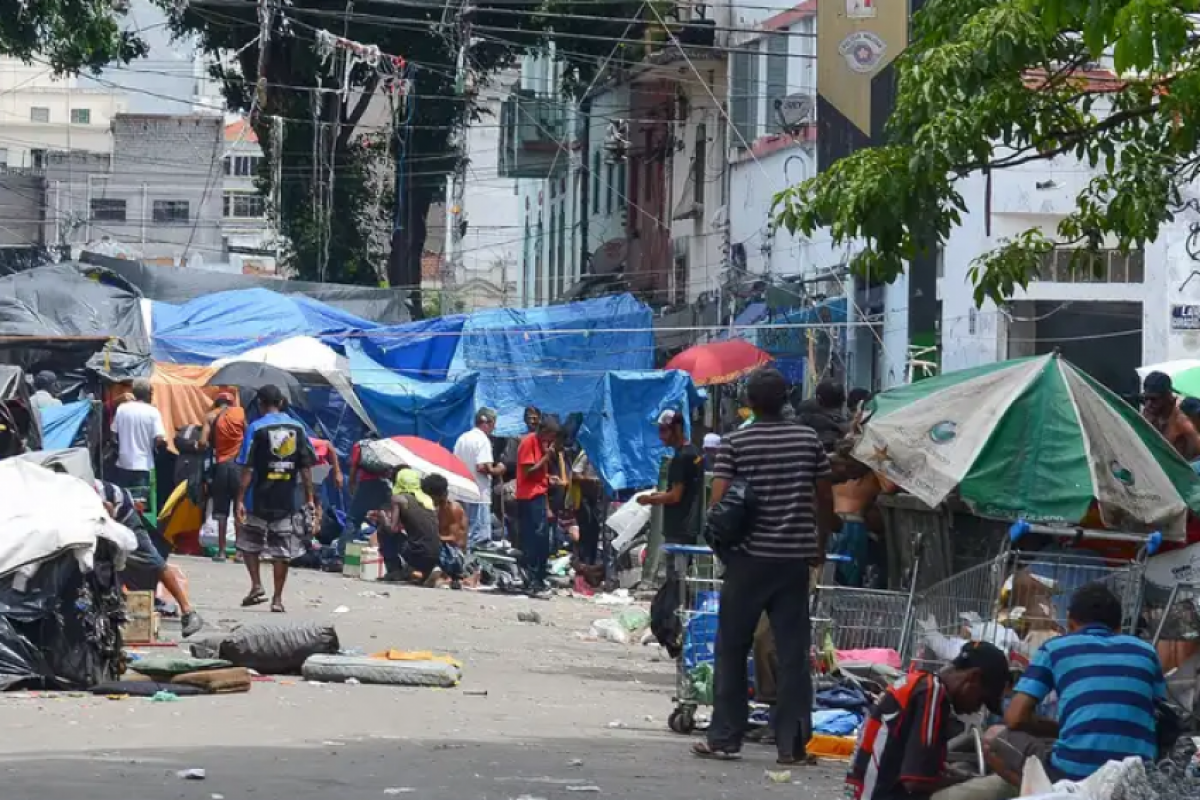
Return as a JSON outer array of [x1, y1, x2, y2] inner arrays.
[[46, 114, 225, 265], [221, 118, 277, 274]]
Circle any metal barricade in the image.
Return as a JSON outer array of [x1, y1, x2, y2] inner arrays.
[[663, 543, 720, 734], [907, 522, 1153, 672]]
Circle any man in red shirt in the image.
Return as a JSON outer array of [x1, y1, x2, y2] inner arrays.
[[515, 416, 559, 597]]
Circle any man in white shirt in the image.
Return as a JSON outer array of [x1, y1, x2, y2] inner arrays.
[[453, 408, 505, 549], [30, 371, 62, 411], [111, 378, 166, 498]]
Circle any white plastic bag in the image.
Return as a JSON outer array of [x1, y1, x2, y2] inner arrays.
[[590, 618, 630, 644]]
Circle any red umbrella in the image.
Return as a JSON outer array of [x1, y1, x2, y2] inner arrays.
[[360, 436, 482, 503], [665, 340, 772, 386]]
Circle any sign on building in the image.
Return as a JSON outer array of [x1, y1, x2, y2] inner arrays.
[[1171, 304, 1200, 331]]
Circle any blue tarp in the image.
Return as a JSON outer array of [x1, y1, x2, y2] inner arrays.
[[453, 294, 655, 436], [337, 315, 465, 380], [152, 288, 378, 364], [347, 342, 477, 447], [752, 297, 848, 355], [39, 400, 90, 450], [579, 370, 705, 493]]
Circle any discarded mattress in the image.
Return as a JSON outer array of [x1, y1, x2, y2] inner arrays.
[[301, 654, 462, 687], [172, 667, 253, 694]]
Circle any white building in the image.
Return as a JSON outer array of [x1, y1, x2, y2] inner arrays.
[[221, 118, 277, 274], [0, 59, 127, 168]]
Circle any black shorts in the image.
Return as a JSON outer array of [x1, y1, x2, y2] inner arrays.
[[210, 460, 240, 520]]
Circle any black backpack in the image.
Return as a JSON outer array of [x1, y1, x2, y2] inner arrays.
[[703, 478, 756, 562]]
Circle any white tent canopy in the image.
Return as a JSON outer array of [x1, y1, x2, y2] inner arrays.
[[211, 336, 376, 431]]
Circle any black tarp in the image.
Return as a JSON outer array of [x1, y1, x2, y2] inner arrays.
[[0, 264, 151, 384], [0, 547, 125, 690], [0, 365, 42, 454], [80, 252, 411, 324]]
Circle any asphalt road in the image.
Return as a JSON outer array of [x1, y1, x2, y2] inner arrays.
[[0, 558, 845, 799]]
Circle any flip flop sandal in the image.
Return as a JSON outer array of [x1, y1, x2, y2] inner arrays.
[[692, 742, 742, 761], [241, 590, 267, 607], [270, 602, 286, 613]]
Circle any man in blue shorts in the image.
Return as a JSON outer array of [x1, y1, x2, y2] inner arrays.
[[984, 582, 1167, 786]]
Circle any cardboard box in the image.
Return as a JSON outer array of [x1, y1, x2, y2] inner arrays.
[[123, 590, 160, 644]]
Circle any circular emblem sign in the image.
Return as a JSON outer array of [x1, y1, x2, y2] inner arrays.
[[928, 421, 957, 444], [838, 31, 888, 74]]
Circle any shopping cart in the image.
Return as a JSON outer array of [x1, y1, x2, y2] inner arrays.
[[906, 521, 1157, 672], [810, 560, 919, 663], [662, 543, 721, 735]]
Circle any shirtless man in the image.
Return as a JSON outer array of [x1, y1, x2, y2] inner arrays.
[[421, 473, 467, 590], [1142, 371, 1200, 461], [831, 447, 895, 588]]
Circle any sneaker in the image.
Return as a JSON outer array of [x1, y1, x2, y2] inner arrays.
[[212, 553, 228, 563], [181, 611, 204, 638]]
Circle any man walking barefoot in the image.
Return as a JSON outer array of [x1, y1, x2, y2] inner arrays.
[[235, 385, 315, 613]]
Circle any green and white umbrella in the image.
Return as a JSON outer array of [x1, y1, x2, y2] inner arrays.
[[854, 353, 1200, 541]]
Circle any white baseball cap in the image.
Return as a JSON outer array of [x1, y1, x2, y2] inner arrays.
[[702, 433, 721, 449]]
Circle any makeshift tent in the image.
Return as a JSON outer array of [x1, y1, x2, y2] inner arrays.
[[152, 288, 378, 364], [349, 342, 477, 447], [211, 336, 375, 431], [13, 447, 94, 482], [106, 363, 224, 453], [0, 264, 150, 381], [336, 315, 465, 380], [39, 400, 91, 450], [579, 370, 705, 493], [451, 294, 654, 436], [0, 365, 41, 453], [80, 252, 411, 324]]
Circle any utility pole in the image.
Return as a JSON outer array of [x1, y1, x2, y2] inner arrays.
[[445, 0, 472, 315], [254, 0, 274, 120]]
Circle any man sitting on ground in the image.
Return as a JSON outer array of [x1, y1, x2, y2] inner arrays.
[[421, 473, 467, 590], [983, 583, 1167, 787], [95, 479, 205, 637], [848, 642, 1011, 800]]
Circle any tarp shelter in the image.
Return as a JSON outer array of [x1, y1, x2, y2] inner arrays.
[[578, 370, 706, 493], [0, 264, 150, 383], [39, 400, 91, 450], [451, 294, 655, 436], [348, 342, 477, 447], [152, 288, 379, 365], [80, 252, 411, 324], [337, 315, 466, 381], [211, 336, 375, 432], [0, 365, 41, 453]]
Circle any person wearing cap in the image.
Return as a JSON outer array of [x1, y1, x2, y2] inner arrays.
[[1141, 370, 1200, 460], [983, 582, 1167, 787], [702, 432, 721, 472], [638, 410, 704, 546], [199, 391, 247, 562], [847, 641, 1011, 800], [30, 370, 62, 411], [453, 407, 505, 549], [235, 384, 316, 613]]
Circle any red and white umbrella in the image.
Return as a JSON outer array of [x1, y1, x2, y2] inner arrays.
[[361, 436, 482, 503]]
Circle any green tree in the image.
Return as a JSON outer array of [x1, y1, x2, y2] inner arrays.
[[161, 0, 645, 315], [0, 0, 145, 73], [773, 0, 1200, 306]]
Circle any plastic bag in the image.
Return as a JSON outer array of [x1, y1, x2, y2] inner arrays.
[[590, 618, 630, 644]]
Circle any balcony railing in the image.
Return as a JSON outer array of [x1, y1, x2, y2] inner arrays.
[[497, 91, 576, 179]]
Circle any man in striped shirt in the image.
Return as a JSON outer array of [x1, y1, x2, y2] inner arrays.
[[984, 583, 1167, 785], [693, 367, 835, 764]]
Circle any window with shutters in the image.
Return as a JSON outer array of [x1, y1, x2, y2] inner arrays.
[[153, 200, 190, 223], [606, 162, 615, 214], [617, 161, 627, 210], [693, 123, 707, 207], [730, 50, 759, 148], [765, 32, 789, 134], [90, 198, 126, 222]]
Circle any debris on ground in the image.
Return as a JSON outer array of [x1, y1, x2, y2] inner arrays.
[[333, 605, 350, 614], [565, 786, 601, 793], [606, 720, 624, 728], [176, 768, 206, 780], [764, 770, 792, 784], [383, 789, 415, 795], [150, 690, 179, 702], [517, 610, 542, 624], [592, 589, 633, 606]]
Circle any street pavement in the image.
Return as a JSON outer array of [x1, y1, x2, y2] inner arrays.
[[0, 558, 845, 798]]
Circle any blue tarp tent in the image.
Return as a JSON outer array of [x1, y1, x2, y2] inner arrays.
[[152, 288, 378, 364], [452, 294, 655, 436], [347, 342, 477, 447], [335, 315, 465, 381], [579, 370, 704, 493], [38, 400, 91, 450]]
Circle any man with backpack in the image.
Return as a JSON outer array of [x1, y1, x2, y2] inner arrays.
[[199, 392, 246, 562], [340, 435, 405, 559]]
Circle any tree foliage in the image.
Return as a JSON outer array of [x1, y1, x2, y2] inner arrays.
[[159, 0, 645, 312], [0, 0, 146, 73], [773, 0, 1200, 306]]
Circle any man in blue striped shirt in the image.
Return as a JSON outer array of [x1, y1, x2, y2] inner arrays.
[[984, 583, 1166, 786]]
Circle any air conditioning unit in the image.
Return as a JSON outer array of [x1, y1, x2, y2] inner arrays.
[[774, 93, 815, 133]]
